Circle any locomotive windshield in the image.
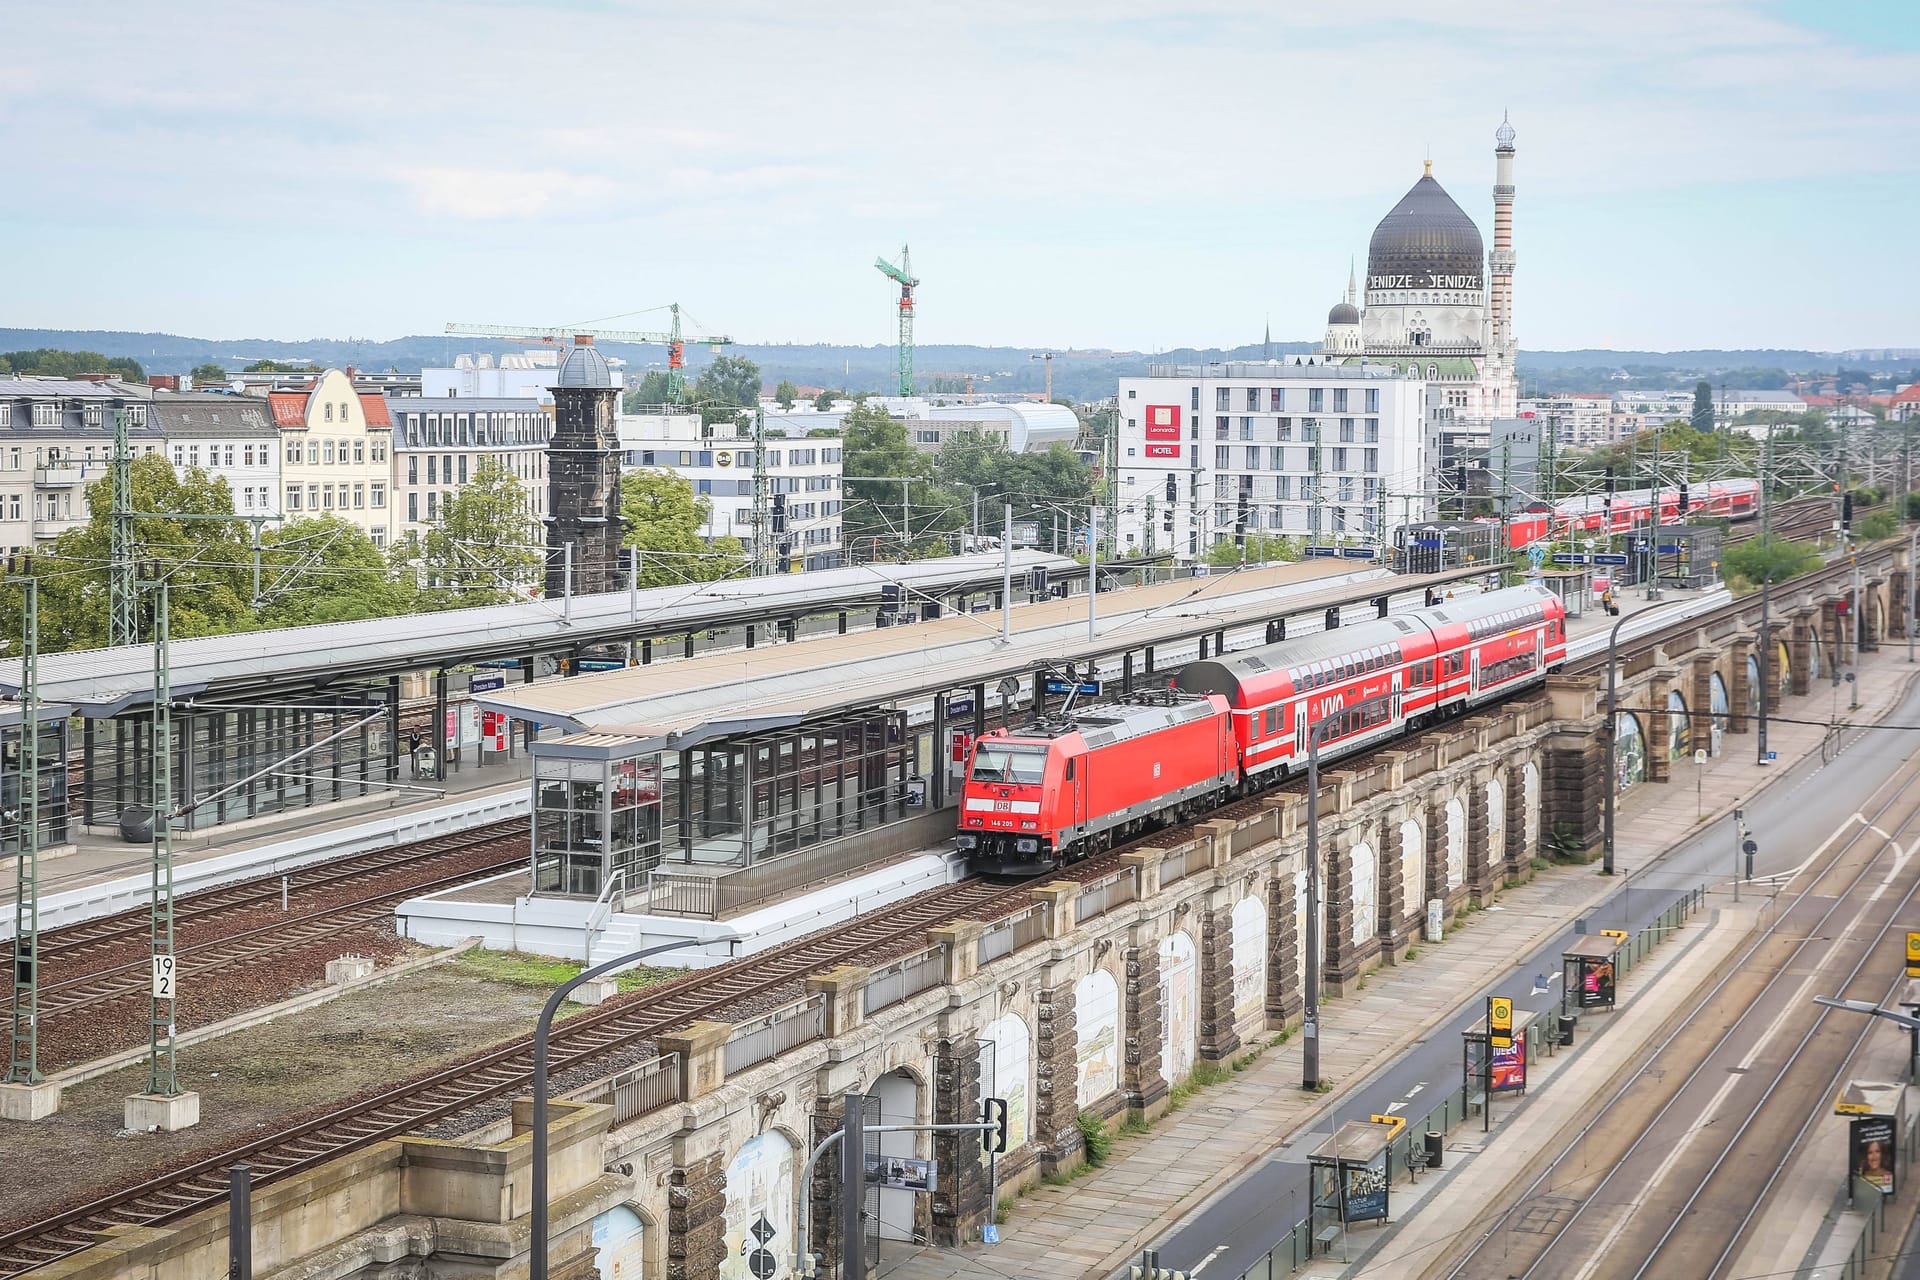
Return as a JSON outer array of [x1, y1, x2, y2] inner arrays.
[[970, 744, 1047, 785]]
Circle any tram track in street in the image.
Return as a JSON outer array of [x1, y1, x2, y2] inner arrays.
[[1437, 739, 1920, 1280]]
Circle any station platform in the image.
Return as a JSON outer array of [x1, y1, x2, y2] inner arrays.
[[0, 751, 529, 939]]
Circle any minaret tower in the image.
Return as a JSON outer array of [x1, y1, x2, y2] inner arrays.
[[1490, 113, 1517, 360]]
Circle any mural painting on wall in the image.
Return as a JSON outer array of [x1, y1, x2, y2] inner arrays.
[[721, 1133, 796, 1280], [1614, 713, 1647, 792], [1231, 895, 1268, 1027], [591, 1206, 645, 1280], [981, 1013, 1031, 1155], [1522, 763, 1540, 858], [1294, 868, 1309, 991], [1349, 843, 1377, 947], [1485, 778, 1506, 868], [1710, 673, 1730, 757], [1810, 631, 1824, 682], [1777, 641, 1791, 700], [1399, 819, 1424, 915], [1747, 654, 1762, 723], [1074, 970, 1120, 1107], [1666, 690, 1690, 762], [1159, 932, 1198, 1084], [1445, 798, 1466, 890]]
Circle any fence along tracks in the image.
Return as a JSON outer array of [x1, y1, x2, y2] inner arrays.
[[1440, 744, 1920, 1280]]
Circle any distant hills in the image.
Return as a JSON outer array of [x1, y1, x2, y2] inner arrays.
[[1, 327, 1908, 400]]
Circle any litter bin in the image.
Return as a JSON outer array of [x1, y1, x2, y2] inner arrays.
[[1424, 1131, 1444, 1170], [1557, 1015, 1577, 1046]]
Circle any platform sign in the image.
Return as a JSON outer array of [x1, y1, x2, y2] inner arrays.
[[1341, 547, 1378, 560], [1594, 553, 1630, 565], [1488, 996, 1514, 1049], [1905, 931, 1920, 978], [1043, 677, 1101, 696], [1552, 553, 1590, 565], [469, 674, 506, 695], [151, 954, 177, 1000], [946, 696, 975, 717], [1305, 545, 1339, 558]]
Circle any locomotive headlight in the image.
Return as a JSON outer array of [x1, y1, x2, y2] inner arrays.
[[955, 834, 978, 849], [1020, 821, 1038, 830], [1015, 838, 1040, 853]]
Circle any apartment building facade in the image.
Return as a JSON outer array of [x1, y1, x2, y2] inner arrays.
[[267, 369, 394, 547], [387, 395, 552, 545]]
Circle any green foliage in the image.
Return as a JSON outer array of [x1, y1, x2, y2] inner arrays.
[[774, 379, 799, 410], [0, 348, 143, 381], [256, 516, 414, 627], [691, 355, 762, 425], [813, 388, 838, 411], [1077, 1112, 1113, 1166], [620, 469, 746, 586], [933, 434, 1092, 541], [841, 402, 956, 555], [1723, 532, 1822, 587], [622, 370, 678, 411], [189, 363, 227, 384], [1204, 532, 1302, 567], [400, 456, 541, 606], [1858, 510, 1899, 541], [242, 359, 317, 373], [1691, 380, 1715, 433]]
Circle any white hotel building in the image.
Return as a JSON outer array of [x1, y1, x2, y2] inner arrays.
[[1114, 360, 1430, 559]]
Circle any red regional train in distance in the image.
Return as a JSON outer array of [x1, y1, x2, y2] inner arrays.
[[956, 584, 1567, 874], [1502, 478, 1759, 549]]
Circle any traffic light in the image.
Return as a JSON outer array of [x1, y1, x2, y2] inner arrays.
[[1605, 466, 1616, 493], [982, 1097, 1009, 1154], [1678, 482, 1689, 517], [1842, 493, 1854, 531]]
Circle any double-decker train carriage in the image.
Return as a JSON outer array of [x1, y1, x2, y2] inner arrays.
[[958, 584, 1567, 874]]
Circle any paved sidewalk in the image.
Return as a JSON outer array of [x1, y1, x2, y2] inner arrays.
[[886, 647, 1920, 1280]]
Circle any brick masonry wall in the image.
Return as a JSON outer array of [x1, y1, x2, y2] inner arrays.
[[1198, 906, 1242, 1062], [667, 1150, 727, 1280], [1123, 943, 1168, 1111], [1032, 981, 1082, 1176], [1267, 869, 1302, 1024], [932, 1038, 987, 1245]]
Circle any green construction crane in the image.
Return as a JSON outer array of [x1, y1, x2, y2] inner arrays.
[[874, 246, 918, 397]]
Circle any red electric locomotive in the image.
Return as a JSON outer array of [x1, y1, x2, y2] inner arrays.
[[956, 585, 1567, 874]]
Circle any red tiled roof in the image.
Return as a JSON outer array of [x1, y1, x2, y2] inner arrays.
[[1891, 386, 1920, 405], [357, 392, 392, 428], [267, 391, 308, 427]]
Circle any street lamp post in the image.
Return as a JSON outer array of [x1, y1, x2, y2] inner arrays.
[[531, 940, 718, 1280], [1304, 716, 1328, 1090]]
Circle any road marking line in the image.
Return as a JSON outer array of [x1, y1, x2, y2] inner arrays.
[[1190, 1244, 1229, 1276]]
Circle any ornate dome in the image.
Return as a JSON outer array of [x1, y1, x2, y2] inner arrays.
[[1327, 300, 1360, 326], [1366, 171, 1486, 293], [553, 342, 615, 389]]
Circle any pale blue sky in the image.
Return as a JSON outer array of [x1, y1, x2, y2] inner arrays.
[[2, 0, 1914, 353]]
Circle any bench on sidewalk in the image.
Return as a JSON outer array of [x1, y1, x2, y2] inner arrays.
[[1314, 1225, 1341, 1254]]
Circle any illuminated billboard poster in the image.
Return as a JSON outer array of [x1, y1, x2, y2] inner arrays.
[[1342, 1161, 1389, 1223], [1578, 957, 1616, 1009], [1852, 1117, 1897, 1194], [1490, 1034, 1527, 1093]]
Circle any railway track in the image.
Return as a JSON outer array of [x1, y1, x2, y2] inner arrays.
[[1440, 737, 1920, 1279], [0, 874, 1034, 1276], [1, 540, 1898, 1273], [3, 819, 526, 974]]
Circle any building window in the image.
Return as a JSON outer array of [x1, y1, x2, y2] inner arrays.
[[1340, 418, 1355, 442], [1307, 388, 1325, 413], [1364, 449, 1378, 472], [307, 441, 319, 464], [324, 403, 333, 422], [1241, 417, 1254, 439], [354, 440, 365, 464], [371, 484, 386, 509], [287, 486, 302, 511], [408, 457, 418, 485], [427, 456, 437, 484], [1214, 445, 1230, 468], [1214, 416, 1229, 440], [1333, 447, 1348, 470], [1277, 418, 1292, 441], [172, 447, 185, 466], [353, 483, 365, 509], [426, 491, 438, 520], [372, 440, 386, 463], [32, 404, 56, 428], [188, 446, 200, 467], [0, 407, 7, 428], [1189, 386, 1200, 412], [1127, 388, 1136, 399], [1244, 446, 1262, 470], [286, 439, 301, 465], [1332, 388, 1349, 413], [371, 527, 386, 549], [1365, 388, 1379, 413], [458, 455, 468, 484], [408, 492, 418, 522], [1365, 418, 1379, 442], [1215, 387, 1231, 411], [1245, 387, 1260, 411], [1276, 476, 1292, 501]]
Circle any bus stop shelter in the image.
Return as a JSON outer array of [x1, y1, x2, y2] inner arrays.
[[1462, 1006, 1555, 1123], [1307, 1119, 1399, 1253], [1561, 936, 1621, 1018]]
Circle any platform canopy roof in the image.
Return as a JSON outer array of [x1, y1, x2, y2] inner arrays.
[[0, 552, 1076, 715], [473, 561, 1472, 751]]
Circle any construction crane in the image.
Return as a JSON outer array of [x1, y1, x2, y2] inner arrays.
[[1029, 350, 1129, 402], [874, 246, 918, 397], [444, 304, 732, 398]]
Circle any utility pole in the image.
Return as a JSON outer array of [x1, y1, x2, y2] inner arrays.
[[1758, 421, 1774, 763], [146, 577, 179, 1098], [5, 573, 40, 1087], [109, 408, 137, 648], [751, 406, 772, 577]]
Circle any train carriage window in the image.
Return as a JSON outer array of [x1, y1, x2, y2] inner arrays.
[[1065, 759, 1075, 780]]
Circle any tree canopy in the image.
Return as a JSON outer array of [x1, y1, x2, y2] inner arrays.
[[256, 516, 415, 627], [840, 402, 956, 555], [933, 435, 1092, 534], [622, 370, 677, 411], [0, 348, 143, 381], [400, 457, 542, 606], [242, 359, 318, 374], [1691, 380, 1715, 433], [190, 363, 228, 384], [1722, 533, 1821, 589], [774, 379, 799, 410], [620, 469, 745, 587]]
